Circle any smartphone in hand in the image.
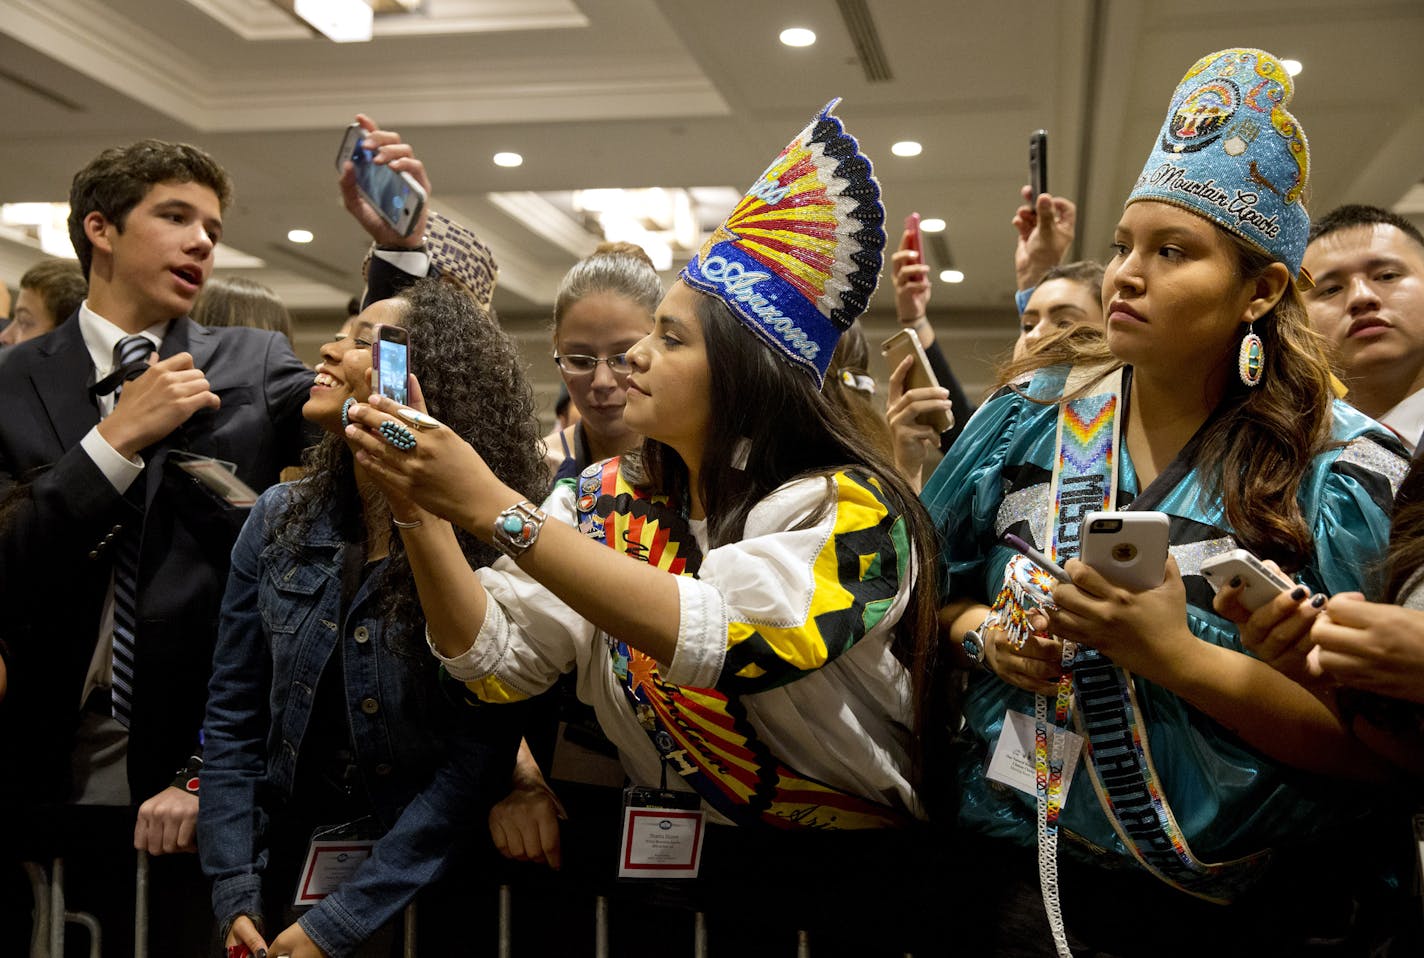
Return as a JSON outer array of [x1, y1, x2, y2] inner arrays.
[[336, 123, 427, 237], [372, 324, 411, 406], [1079, 511, 1169, 590], [881, 328, 953, 433], [904, 211, 924, 265], [1029, 130, 1049, 201], [1200, 549, 1296, 612]]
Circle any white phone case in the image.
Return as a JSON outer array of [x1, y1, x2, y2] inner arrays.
[[1079, 511, 1170, 590], [1199, 549, 1295, 612]]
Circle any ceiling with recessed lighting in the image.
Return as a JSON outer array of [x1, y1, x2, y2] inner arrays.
[[1, 0, 1422, 397]]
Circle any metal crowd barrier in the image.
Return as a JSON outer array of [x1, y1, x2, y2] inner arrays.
[[25, 857, 917, 957]]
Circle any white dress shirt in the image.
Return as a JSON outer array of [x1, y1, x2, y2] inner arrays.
[[75, 302, 168, 709], [1379, 387, 1424, 454]]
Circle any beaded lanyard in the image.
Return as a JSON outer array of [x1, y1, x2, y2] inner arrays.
[[1038, 366, 1122, 956], [1002, 365, 1272, 957]]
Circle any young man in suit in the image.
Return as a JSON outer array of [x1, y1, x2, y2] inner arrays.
[[0, 139, 313, 955]]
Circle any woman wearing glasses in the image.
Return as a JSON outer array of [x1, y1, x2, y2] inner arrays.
[[547, 241, 662, 482]]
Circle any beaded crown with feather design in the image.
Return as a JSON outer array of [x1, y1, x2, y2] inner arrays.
[[681, 98, 885, 384]]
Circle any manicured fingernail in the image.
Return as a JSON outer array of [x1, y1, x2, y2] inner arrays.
[[1229, 576, 1242, 588], [257, 951, 268, 958], [1290, 586, 1308, 601], [1310, 593, 1326, 608]]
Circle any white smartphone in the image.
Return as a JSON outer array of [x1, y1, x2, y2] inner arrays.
[[372, 323, 411, 406], [1199, 549, 1296, 612], [335, 123, 427, 237], [881, 328, 953, 433], [1079, 511, 1170, 590]]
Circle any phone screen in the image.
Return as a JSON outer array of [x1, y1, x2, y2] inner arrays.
[[376, 338, 409, 406], [337, 125, 423, 235], [348, 140, 419, 229]]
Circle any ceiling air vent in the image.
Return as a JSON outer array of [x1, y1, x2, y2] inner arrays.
[[835, 0, 892, 82]]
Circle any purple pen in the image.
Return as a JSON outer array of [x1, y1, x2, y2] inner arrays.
[[1001, 532, 1073, 584]]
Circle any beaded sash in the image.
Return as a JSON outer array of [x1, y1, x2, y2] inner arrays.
[[574, 458, 906, 829], [999, 366, 1269, 954]]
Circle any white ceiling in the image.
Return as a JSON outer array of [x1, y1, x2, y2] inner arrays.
[[1, 0, 1422, 395]]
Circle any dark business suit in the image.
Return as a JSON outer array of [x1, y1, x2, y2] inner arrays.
[[0, 314, 312, 807]]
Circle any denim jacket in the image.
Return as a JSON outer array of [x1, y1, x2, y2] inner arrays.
[[199, 483, 498, 957]]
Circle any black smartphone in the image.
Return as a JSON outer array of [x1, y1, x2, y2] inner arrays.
[[335, 123, 427, 237], [372, 324, 411, 406], [1029, 130, 1048, 200]]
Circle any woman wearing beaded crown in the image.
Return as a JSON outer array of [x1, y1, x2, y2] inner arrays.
[[345, 99, 932, 820], [342, 102, 938, 941], [922, 49, 1408, 954]]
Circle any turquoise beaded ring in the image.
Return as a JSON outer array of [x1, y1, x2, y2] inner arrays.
[[378, 420, 418, 451]]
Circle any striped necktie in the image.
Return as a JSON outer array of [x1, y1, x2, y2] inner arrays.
[[108, 334, 154, 727]]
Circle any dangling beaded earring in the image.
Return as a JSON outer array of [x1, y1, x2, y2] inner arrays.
[[1238, 322, 1264, 388]]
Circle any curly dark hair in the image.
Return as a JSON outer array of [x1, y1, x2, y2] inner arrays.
[[275, 278, 546, 645], [68, 139, 232, 280]]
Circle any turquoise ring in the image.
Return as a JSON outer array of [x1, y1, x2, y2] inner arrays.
[[378, 420, 417, 452]]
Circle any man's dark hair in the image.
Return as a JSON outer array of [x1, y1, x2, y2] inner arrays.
[[19, 259, 87, 327], [67, 140, 232, 280], [1308, 203, 1424, 252]]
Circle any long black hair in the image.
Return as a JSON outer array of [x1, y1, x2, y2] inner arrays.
[[276, 278, 546, 644], [627, 291, 949, 792]]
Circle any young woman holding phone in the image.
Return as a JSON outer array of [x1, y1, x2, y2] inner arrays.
[[200, 280, 546, 958], [344, 101, 941, 952], [922, 49, 1408, 955]]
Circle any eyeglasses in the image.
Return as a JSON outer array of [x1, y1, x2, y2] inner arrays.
[[553, 352, 632, 377]]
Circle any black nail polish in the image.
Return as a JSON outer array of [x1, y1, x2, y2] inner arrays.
[[1229, 576, 1242, 588], [1311, 593, 1326, 608], [1290, 586, 1308, 601]]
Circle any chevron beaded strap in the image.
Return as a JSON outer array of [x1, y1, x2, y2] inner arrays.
[[1034, 366, 1270, 932]]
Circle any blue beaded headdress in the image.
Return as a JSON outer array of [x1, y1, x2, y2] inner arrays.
[[1127, 48, 1311, 276], [681, 99, 885, 385]]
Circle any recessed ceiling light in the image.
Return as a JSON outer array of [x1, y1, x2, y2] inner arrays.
[[1281, 59, 1303, 77], [920, 218, 946, 233], [287, 229, 314, 244], [779, 27, 816, 47], [939, 269, 965, 284], [891, 141, 922, 158], [493, 152, 524, 168]]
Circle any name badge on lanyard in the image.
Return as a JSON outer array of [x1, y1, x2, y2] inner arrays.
[[294, 817, 379, 906], [617, 784, 706, 879]]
